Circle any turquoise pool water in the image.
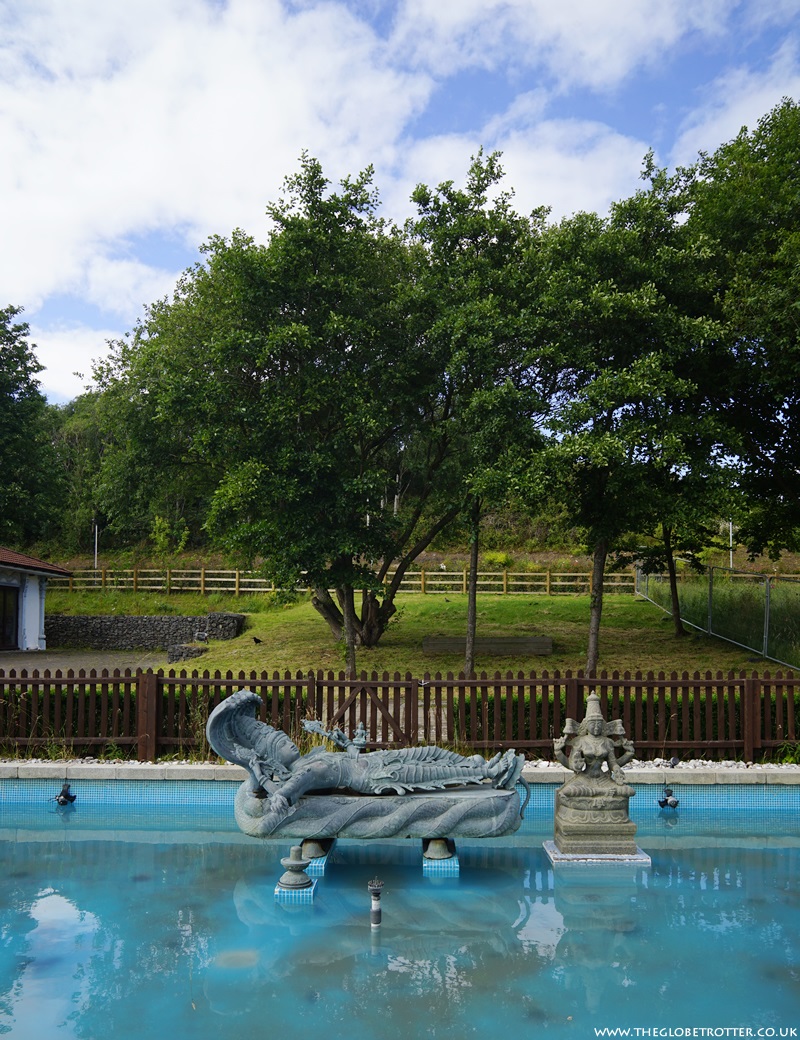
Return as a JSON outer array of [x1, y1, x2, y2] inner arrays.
[[0, 782, 798, 1039]]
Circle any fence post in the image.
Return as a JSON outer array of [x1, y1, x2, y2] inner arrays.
[[137, 671, 159, 762], [306, 671, 318, 720], [420, 569, 426, 594], [742, 676, 759, 762], [502, 569, 508, 595], [565, 675, 579, 722], [462, 566, 467, 595], [201, 567, 206, 596], [763, 577, 770, 659], [408, 677, 419, 744], [546, 570, 551, 596]]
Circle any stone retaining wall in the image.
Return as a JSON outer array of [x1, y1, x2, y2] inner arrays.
[[44, 612, 245, 650]]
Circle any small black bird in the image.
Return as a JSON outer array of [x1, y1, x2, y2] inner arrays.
[[55, 782, 76, 806], [658, 787, 679, 809], [252, 636, 262, 644]]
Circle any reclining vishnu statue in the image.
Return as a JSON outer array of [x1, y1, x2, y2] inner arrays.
[[206, 689, 528, 845]]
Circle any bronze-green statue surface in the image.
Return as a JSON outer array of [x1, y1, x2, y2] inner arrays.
[[207, 689, 527, 842], [553, 693, 638, 856]]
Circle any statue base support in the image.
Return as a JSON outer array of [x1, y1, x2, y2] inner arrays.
[[422, 838, 459, 877], [274, 878, 318, 905], [553, 782, 639, 857], [543, 841, 651, 868], [274, 845, 317, 904], [301, 838, 336, 876]]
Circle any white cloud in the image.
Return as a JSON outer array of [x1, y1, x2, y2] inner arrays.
[[385, 112, 650, 226], [671, 36, 800, 166], [84, 257, 180, 323], [390, 0, 734, 88], [4, 0, 799, 409], [497, 120, 650, 220], [0, 0, 431, 313], [28, 323, 122, 403]]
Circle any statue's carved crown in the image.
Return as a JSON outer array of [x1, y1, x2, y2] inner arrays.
[[584, 693, 604, 722]]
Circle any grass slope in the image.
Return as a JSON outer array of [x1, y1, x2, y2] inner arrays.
[[46, 589, 769, 675]]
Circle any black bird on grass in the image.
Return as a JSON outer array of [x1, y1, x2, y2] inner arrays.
[[252, 636, 262, 644]]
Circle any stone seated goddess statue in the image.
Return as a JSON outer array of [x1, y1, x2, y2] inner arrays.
[[552, 693, 638, 855]]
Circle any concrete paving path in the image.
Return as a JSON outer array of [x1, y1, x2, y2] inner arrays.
[[0, 649, 169, 674]]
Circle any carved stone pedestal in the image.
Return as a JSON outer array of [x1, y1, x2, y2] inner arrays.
[[554, 783, 638, 857]]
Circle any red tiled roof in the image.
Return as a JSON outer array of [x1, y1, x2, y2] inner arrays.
[[0, 548, 71, 576]]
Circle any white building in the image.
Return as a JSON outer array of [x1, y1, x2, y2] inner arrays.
[[0, 549, 71, 651]]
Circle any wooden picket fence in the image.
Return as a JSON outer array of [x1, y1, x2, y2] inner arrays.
[[0, 667, 796, 763], [49, 567, 635, 596]]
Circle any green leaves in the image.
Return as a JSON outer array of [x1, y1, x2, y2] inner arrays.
[[688, 98, 800, 556], [39, 103, 800, 656], [0, 306, 61, 544]]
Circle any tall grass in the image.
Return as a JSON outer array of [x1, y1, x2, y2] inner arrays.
[[639, 569, 800, 668]]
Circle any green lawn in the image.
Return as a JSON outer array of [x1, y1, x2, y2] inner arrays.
[[46, 588, 769, 675]]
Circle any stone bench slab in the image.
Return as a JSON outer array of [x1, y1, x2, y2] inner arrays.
[[422, 636, 553, 655]]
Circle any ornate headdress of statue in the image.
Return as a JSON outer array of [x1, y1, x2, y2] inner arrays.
[[577, 692, 607, 734], [207, 691, 300, 782], [252, 725, 300, 777]]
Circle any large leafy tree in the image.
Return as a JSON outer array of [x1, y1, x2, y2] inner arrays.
[[49, 391, 114, 552], [203, 158, 443, 672], [687, 98, 800, 558], [0, 306, 61, 545], [96, 157, 506, 672], [407, 153, 548, 673], [524, 161, 729, 672]]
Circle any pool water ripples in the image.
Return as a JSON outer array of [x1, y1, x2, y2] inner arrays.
[[0, 833, 798, 1038]]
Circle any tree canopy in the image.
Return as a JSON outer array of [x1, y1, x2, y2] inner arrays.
[[36, 96, 800, 671], [687, 98, 800, 558], [0, 307, 61, 545]]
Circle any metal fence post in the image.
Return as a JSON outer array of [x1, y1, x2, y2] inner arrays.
[[763, 576, 771, 659], [707, 566, 714, 634]]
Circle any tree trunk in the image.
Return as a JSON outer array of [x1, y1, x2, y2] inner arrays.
[[663, 525, 687, 637], [585, 538, 608, 677], [339, 585, 358, 678], [311, 587, 345, 642], [360, 589, 394, 647], [464, 498, 481, 676], [311, 504, 461, 652]]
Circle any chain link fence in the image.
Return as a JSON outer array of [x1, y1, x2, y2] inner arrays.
[[635, 564, 800, 669]]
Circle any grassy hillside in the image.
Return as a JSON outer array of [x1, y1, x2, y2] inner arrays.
[[45, 588, 770, 675]]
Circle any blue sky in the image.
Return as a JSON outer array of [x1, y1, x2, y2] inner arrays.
[[2, 0, 799, 403]]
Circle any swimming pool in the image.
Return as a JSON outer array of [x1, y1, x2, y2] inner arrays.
[[0, 777, 798, 1039]]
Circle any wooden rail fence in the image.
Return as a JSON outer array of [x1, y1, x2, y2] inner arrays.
[[49, 567, 635, 596], [0, 667, 796, 763]]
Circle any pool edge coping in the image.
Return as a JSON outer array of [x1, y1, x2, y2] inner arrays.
[[1, 762, 799, 784]]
